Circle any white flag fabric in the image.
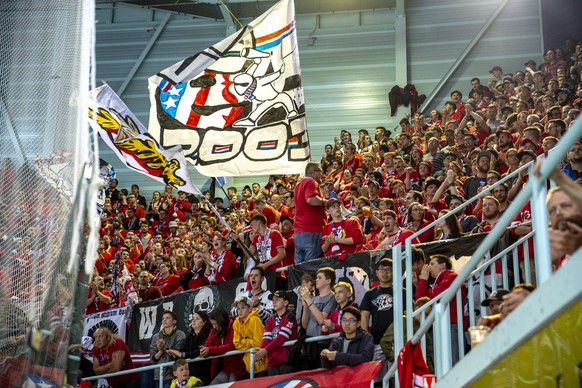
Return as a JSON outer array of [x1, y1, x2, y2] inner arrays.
[[148, 0, 310, 177], [88, 84, 201, 195]]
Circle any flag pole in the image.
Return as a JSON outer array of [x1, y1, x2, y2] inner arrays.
[[213, 177, 231, 202], [200, 195, 257, 267]]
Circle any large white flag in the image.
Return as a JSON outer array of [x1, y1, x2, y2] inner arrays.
[[88, 84, 201, 195], [148, 0, 310, 177]]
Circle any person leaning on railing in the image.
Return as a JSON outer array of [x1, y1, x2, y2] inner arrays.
[[476, 283, 535, 330], [92, 327, 140, 388]]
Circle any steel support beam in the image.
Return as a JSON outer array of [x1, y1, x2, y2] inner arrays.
[[0, 98, 26, 163], [117, 12, 171, 97], [394, 0, 407, 87], [211, 0, 238, 35], [421, 0, 510, 113]]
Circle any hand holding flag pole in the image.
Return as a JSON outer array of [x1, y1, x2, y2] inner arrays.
[[200, 195, 257, 265]]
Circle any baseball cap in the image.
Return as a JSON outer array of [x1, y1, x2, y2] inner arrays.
[[495, 129, 512, 138], [269, 290, 290, 301], [231, 295, 253, 308], [519, 138, 537, 148], [554, 87, 572, 97], [424, 177, 441, 189], [326, 198, 341, 209], [524, 60, 536, 68], [445, 193, 464, 207], [168, 221, 179, 228], [280, 215, 294, 224], [481, 289, 510, 307], [517, 149, 537, 160]]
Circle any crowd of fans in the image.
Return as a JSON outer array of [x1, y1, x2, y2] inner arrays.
[[82, 38, 582, 386]]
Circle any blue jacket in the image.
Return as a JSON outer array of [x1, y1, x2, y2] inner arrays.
[[321, 328, 374, 368]]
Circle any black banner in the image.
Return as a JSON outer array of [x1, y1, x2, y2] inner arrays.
[[128, 272, 275, 353], [127, 235, 486, 353], [287, 234, 487, 305]]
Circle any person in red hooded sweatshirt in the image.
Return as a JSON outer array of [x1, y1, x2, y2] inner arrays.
[[199, 308, 247, 384], [415, 254, 467, 365]]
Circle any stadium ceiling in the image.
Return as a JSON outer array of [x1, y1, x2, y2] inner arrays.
[[97, 0, 394, 20]]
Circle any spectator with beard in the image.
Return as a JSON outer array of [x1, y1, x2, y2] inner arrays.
[[496, 128, 514, 155], [396, 133, 415, 162], [136, 271, 162, 303], [562, 143, 582, 181], [463, 151, 492, 200], [445, 193, 479, 233], [491, 183, 511, 214], [472, 196, 501, 234], [535, 162, 582, 267]]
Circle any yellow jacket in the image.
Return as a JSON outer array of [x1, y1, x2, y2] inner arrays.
[[233, 308, 268, 373]]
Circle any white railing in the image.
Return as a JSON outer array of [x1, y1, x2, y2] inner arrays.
[[82, 332, 339, 387], [385, 118, 582, 386]]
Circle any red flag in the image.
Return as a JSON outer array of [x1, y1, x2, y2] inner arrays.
[[397, 340, 430, 388]]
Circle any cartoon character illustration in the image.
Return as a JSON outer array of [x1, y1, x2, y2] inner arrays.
[[232, 48, 298, 128]]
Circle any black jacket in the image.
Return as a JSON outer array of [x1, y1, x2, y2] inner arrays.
[[321, 328, 374, 368], [184, 328, 211, 385]]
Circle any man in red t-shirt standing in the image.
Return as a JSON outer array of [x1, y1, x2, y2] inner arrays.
[[293, 162, 328, 264]]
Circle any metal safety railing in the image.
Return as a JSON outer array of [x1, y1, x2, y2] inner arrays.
[[82, 332, 339, 387], [385, 118, 582, 387]]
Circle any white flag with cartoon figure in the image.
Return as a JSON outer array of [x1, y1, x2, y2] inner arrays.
[[148, 0, 309, 177]]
